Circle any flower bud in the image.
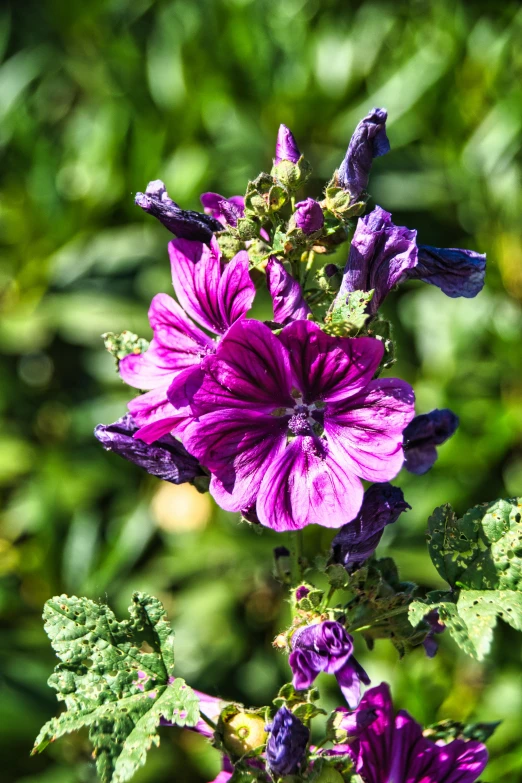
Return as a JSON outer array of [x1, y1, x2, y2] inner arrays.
[[236, 217, 259, 241], [266, 706, 309, 776], [221, 710, 268, 757], [135, 180, 222, 244], [216, 230, 243, 261], [294, 198, 324, 234], [275, 124, 301, 164]]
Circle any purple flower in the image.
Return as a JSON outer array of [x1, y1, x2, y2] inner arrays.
[[135, 180, 222, 244], [347, 683, 488, 783], [422, 610, 445, 658], [289, 621, 370, 708], [94, 413, 202, 484], [177, 318, 415, 531], [294, 198, 324, 234], [337, 206, 418, 314], [403, 408, 459, 475], [266, 706, 309, 776], [266, 257, 312, 325], [119, 237, 255, 443], [408, 245, 486, 298], [200, 192, 245, 228], [337, 108, 390, 200], [331, 483, 410, 571], [295, 585, 310, 601], [275, 123, 301, 164]]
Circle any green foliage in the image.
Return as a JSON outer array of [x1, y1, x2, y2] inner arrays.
[[323, 291, 374, 336], [33, 593, 199, 783], [103, 331, 150, 362]]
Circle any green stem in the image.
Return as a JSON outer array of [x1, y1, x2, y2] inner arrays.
[[302, 249, 315, 288], [199, 710, 218, 732], [289, 530, 304, 586], [348, 605, 410, 633], [322, 585, 337, 612]]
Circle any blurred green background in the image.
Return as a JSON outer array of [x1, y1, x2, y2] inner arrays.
[[1, 0, 522, 781]]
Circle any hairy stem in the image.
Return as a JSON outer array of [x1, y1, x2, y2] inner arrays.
[[289, 530, 304, 586], [199, 710, 218, 732]]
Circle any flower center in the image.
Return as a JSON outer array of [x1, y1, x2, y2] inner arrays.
[[272, 393, 325, 437]]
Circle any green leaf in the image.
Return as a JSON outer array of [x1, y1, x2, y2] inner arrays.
[[323, 290, 374, 337], [33, 593, 199, 783]]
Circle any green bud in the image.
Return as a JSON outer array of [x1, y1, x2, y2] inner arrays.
[[221, 710, 268, 757], [271, 155, 312, 190], [268, 184, 288, 212], [236, 217, 259, 241], [103, 331, 149, 361], [216, 230, 243, 260], [324, 187, 366, 219]]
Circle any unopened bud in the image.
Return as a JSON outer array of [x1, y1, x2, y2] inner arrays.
[[221, 710, 268, 757]]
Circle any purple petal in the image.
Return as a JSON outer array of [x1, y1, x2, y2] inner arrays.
[[338, 108, 390, 200], [256, 435, 365, 531], [288, 649, 323, 691], [337, 206, 418, 313], [275, 124, 301, 164], [266, 257, 312, 324], [188, 320, 295, 415], [347, 683, 395, 781], [182, 409, 287, 513], [135, 180, 222, 244], [279, 320, 384, 403], [201, 192, 245, 227], [127, 387, 185, 444], [169, 239, 254, 335], [403, 408, 459, 475], [331, 483, 410, 571], [294, 198, 324, 234], [94, 414, 202, 483], [119, 294, 213, 390], [336, 657, 371, 709], [407, 245, 486, 298], [325, 378, 415, 483]]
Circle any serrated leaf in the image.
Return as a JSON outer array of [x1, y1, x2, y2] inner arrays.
[[323, 290, 374, 337], [33, 593, 199, 783], [409, 597, 477, 658]]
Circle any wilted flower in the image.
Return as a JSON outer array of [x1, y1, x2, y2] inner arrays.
[[409, 245, 486, 298], [337, 108, 390, 201], [294, 198, 324, 234], [94, 414, 202, 484], [135, 180, 222, 243], [403, 408, 459, 475], [422, 610, 445, 658], [175, 319, 414, 531], [275, 123, 301, 164], [200, 192, 245, 228], [266, 257, 312, 324], [346, 683, 488, 783], [331, 483, 410, 571], [289, 621, 370, 708], [266, 706, 309, 776]]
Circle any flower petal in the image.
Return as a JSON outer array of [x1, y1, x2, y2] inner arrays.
[[135, 180, 222, 243], [127, 387, 185, 443], [119, 294, 213, 389], [408, 245, 486, 298], [182, 409, 287, 512], [348, 683, 395, 781], [325, 378, 415, 482], [279, 320, 384, 403], [218, 250, 256, 327], [337, 108, 390, 200], [266, 257, 312, 324], [257, 436, 364, 531], [335, 657, 371, 709], [403, 408, 460, 475]]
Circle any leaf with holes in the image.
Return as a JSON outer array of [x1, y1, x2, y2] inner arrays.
[[33, 593, 199, 783]]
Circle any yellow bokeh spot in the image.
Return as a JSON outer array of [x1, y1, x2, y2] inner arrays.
[[150, 482, 212, 533]]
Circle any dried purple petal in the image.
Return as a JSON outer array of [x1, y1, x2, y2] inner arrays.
[[337, 108, 390, 200], [407, 245, 486, 298], [403, 409, 459, 475], [136, 180, 222, 244], [266, 706, 309, 776], [94, 413, 202, 484], [275, 124, 301, 164], [294, 198, 324, 234]]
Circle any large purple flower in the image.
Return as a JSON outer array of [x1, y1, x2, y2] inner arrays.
[[177, 318, 414, 531], [346, 683, 488, 783], [119, 237, 255, 443], [135, 180, 222, 243], [403, 408, 459, 475], [289, 621, 370, 708], [337, 108, 390, 201], [331, 483, 410, 571]]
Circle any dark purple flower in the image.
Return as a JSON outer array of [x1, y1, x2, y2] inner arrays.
[[347, 683, 488, 783], [289, 621, 370, 708], [337, 108, 390, 200], [119, 237, 255, 443], [294, 198, 324, 234], [408, 245, 486, 298], [422, 610, 445, 658], [135, 180, 222, 244], [266, 257, 312, 324], [266, 706, 309, 776], [275, 123, 301, 164], [336, 206, 418, 314], [331, 483, 410, 571], [94, 414, 202, 484], [403, 408, 459, 475], [177, 319, 415, 531], [200, 192, 245, 228]]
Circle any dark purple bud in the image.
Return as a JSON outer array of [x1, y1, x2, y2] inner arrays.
[[336, 206, 417, 314], [331, 483, 410, 572], [407, 245, 486, 299], [94, 413, 203, 484], [295, 585, 310, 601], [267, 257, 312, 325], [275, 124, 301, 164], [135, 180, 222, 244], [325, 263, 340, 278], [403, 408, 459, 475], [200, 192, 245, 228], [294, 198, 325, 234], [422, 610, 445, 658], [337, 108, 390, 200], [266, 706, 309, 776]]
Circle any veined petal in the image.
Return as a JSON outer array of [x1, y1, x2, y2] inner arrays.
[[127, 387, 185, 444], [218, 250, 256, 327], [190, 320, 295, 415], [348, 683, 395, 781], [325, 378, 415, 482], [408, 245, 486, 299], [279, 320, 383, 403], [266, 257, 311, 324], [182, 409, 287, 512], [169, 238, 224, 333], [119, 294, 212, 389], [257, 436, 364, 531]]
